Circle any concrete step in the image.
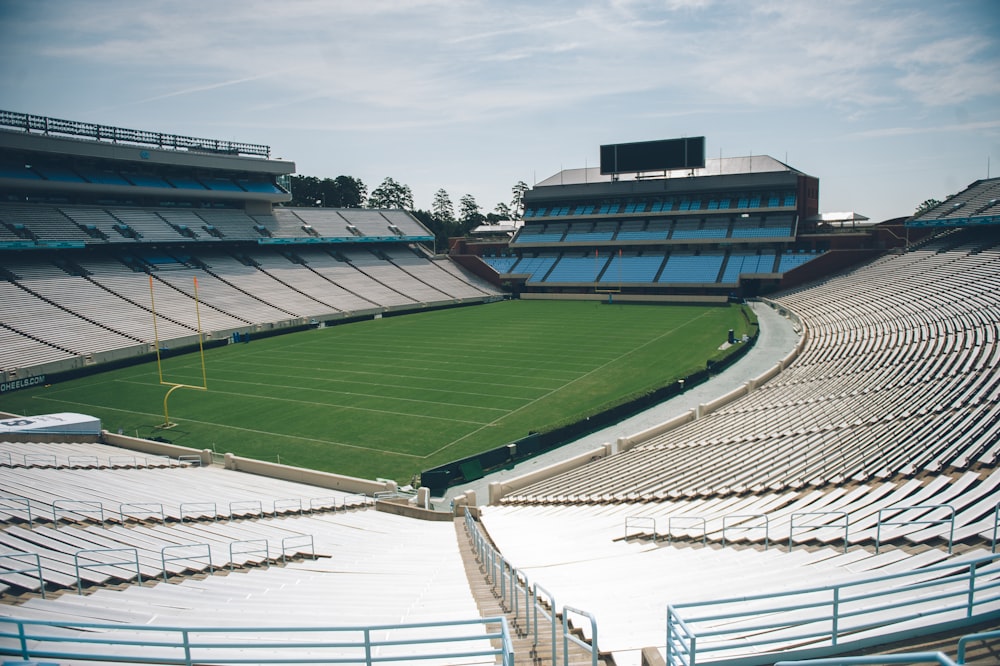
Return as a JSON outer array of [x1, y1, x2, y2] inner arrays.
[[454, 516, 610, 666]]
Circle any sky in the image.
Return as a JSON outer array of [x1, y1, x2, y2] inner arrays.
[[1, 0, 998, 222]]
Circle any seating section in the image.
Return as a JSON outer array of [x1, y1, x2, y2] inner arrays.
[[0, 203, 434, 245], [0, 246, 502, 375], [504, 234, 1000, 504], [911, 178, 1000, 224], [523, 189, 797, 219]]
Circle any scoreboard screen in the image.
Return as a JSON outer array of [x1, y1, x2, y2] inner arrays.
[[600, 137, 705, 174]]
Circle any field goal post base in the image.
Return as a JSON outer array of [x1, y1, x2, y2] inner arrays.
[[158, 381, 207, 430], [594, 287, 622, 304]]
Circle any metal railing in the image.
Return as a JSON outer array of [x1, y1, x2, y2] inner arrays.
[[0, 552, 45, 598], [721, 513, 769, 549], [666, 551, 1000, 666], [668, 515, 707, 546], [774, 629, 1000, 665], [563, 605, 600, 666], [230, 539, 269, 570], [73, 547, 142, 595], [0, 616, 514, 666], [161, 544, 213, 581], [876, 504, 955, 554], [464, 510, 601, 666], [119, 502, 166, 524], [0, 496, 34, 527], [789, 511, 849, 553], [625, 515, 657, 540], [52, 499, 105, 528], [0, 109, 271, 158]]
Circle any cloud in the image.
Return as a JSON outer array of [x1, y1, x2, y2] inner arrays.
[[847, 119, 1000, 139]]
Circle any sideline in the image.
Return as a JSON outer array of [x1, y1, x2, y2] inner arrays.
[[437, 300, 802, 504]]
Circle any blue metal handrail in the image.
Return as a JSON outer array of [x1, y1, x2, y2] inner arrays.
[[957, 628, 1000, 663], [179, 501, 218, 522], [274, 498, 303, 515], [309, 496, 340, 512], [120, 502, 166, 524], [228, 499, 263, 521], [991, 500, 999, 553], [161, 543, 213, 581], [0, 496, 34, 528], [281, 534, 315, 563], [533, 582, 557, 666], [73, 547, 142, 595], [668, 515, 707, 546], [52, 499, 105, 528], [625, 515, 657, 541], [722, 513, 769, 549], [775, 653, 957, 665], [876, 504, 955, 554], [789, 511, 849, 553], [0, 615, 514, 665], [109, 454, 138, 467], [0, 552, 45, 598], [563, 605, 599, 666], [230, 539, 269, 570], [666, 551, 1000, 665]]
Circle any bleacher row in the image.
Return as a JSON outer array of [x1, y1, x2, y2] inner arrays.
[[0, 157, 283, 195], [0, 246, 502, 373], [0, 202, 429, 245], [485, 247, 820, 284], [513, 215, 795, 244], [523, 191, 797, 218]]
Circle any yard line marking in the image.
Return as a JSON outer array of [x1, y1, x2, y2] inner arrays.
[[23, 395, 427, 459], [426, 310, 717, 458], [116, 379, 509, 416]]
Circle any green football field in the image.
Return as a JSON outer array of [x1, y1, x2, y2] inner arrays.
[[1, 300, 754, 483]]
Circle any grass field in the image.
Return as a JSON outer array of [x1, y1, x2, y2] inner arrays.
[[1, 300, 755, 483]]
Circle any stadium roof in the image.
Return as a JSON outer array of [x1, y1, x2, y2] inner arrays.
[[535, 155, 806, 187]]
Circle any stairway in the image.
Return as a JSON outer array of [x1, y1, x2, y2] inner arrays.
[[454, 516, 611, 666]]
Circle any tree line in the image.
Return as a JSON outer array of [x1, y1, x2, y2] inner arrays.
[[286, 174, 528, 249]]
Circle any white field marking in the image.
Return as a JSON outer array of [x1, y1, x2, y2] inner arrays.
[[24, 393, 427, 459], [426, 310, 717, 457]]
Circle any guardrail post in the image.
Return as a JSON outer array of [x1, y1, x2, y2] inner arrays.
[[182, 628, 192, 666], [831, 586, 840, 646], [364, 627, 373, 666], [967, 562, 976, 618]]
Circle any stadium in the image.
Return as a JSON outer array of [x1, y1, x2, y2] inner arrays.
[[0, 110, 999, 665]]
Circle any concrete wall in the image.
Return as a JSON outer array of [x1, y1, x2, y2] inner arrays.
[[221, 452, 393, 495], [520, 292, 729, 304]]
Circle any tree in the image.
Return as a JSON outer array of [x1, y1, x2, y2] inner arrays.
[[368, 177, 414, 210], [286, 174, 367, 207], [915, 198, 942, 215], [458, 193, 483, 225], [510, 180, 529, 220], [432, 189, 456, 223], [492, 202, 512, 222], [332, 175, 367, 208]]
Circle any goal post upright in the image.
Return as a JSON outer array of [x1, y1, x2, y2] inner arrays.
[[150, 275, 208, 429]]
